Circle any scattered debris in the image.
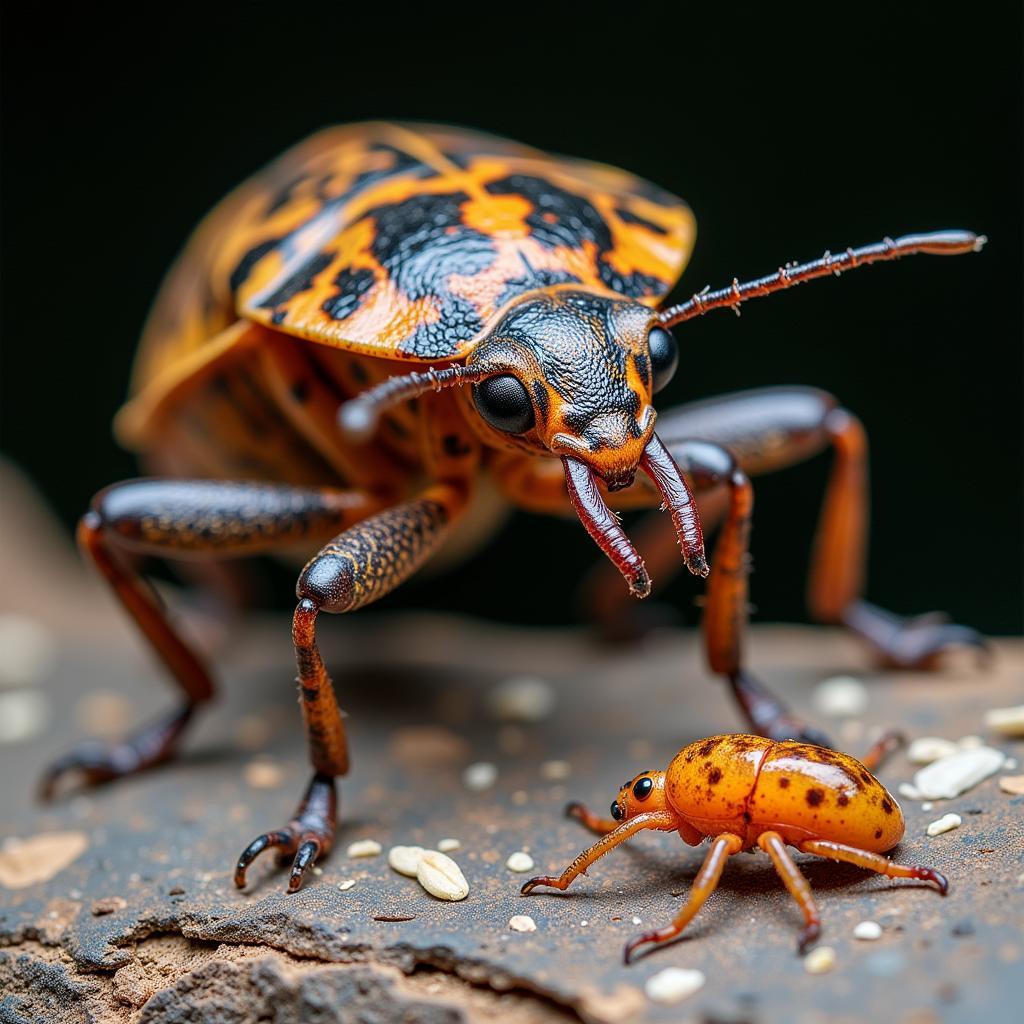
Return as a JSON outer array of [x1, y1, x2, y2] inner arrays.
[[388, 845, 426, 877], [437, 838, 460, 852], [243, 758, 284, 789], [506, 851, 535, 872], [389, 725, 470, 766], [91, 896, 127, 916], [854, 920, 883, 941], [0, 689, 50, 744], [337, 880, 356, 891], [804, 946, 837, 974], [0, 831, 88, 888], [998, 775, 1024, 795], [906, 737, 958, 765], [909, 746, 1005, 800], [488, 676, 555, 722], [347, 839, 382, 858], [540, 759, 572, 781], [373, 913, 416, 922], [509, 914, 537, 932], [463, 761, 498, 791], [644, 967, 706, 1004], [986, 705, 1024, 737], [0, 613, 57, 688], [951, 918, 976, 937], [812, 675, 868, 717], [417, 849, 469, 901], [926, 813, 962, 837], [168, 886, 185, 896], [631, 915, 643, 925]]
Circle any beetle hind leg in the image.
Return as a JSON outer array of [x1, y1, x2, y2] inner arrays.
[[799, 839, 949, 894]]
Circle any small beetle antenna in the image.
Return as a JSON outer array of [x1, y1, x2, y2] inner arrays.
[[338, 363, 499, 442], [658, 230, 985, 327]]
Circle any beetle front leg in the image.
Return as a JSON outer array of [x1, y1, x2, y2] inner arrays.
[[40, 479, 379, 799], [235, 482, 468, 892]]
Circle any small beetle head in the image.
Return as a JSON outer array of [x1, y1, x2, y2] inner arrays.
[[610, 770, 668, 823]]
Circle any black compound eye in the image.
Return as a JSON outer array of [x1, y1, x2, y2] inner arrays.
[[648, 327, 679, 393], [472, 375, 535, 434], [632, 776, 654, 801], [610, 800, 623, 821]]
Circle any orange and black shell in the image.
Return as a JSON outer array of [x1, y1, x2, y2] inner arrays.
[[119, 122, 696, 493], [665, 735, 905, 852]]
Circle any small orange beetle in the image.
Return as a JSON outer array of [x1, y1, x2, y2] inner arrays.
[[521, 733, 947, 962]]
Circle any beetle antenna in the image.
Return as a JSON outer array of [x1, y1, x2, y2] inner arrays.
[[658, 230, 985, 327], [338, 363, 499, 442]]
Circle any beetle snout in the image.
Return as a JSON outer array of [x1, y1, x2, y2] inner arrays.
[[549, 406, 656, 488]]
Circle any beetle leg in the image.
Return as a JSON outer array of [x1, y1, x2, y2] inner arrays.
[[624, 832, 743, 963], [40, 480, 379, 800], [757, 831, 822, 952], [520, 810, 677, 895], [799, 839, 949, 893], [234, 482, 469, 893]]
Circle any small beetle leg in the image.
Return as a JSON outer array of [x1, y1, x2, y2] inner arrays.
[[624, 832, 743, 963], [757, 831, 822, 953], [859, 729, 906, 772], [565, 801, 620, 836], [799, 839, 949, 894], [521, 811, 676, 895]]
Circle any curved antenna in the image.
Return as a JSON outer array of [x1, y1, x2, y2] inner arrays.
[[659, 230, 985, 328], [338, 363, 499, 442]]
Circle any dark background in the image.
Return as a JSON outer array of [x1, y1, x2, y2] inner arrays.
[[2, 4, 1021, 633]]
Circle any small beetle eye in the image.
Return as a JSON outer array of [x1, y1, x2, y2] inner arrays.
[[610, 800, 623, 821], [632, 776, 654, 801], [648, 327, 679, 393], [472, 375, 535, 434]]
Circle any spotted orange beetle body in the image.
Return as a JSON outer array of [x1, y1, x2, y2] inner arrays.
[[525, 734, 946, 961]]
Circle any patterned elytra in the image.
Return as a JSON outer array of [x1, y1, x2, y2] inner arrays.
[[128, 122, 695, 422]]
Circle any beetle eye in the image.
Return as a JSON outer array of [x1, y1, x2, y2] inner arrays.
[[610, 800, 623, 820], [647, 327, 678, 393], [632, 776, 654, 801], [472, 375, 535, 434]]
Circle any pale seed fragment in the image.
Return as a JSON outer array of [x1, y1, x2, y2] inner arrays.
[[999, 775, 1024, 795], [804, 945, 837, 974], [912, 746, 1005, 799], [437, 838, 460, 852], [463, 762, 498, 791], [388, 845, 426, 877], [337, 880, 356, 891], [506, 851, 535, 872], [346, 839, 382, 858], [487, 677, 555, 722], [854, 920, 883, 940], [926, 813, 962, 836], [509, 914, 537, 932], [540, 760, 571, 781], [417, 849, 469, 901], [644, 967, 705, 1004], [906, 737, 958, 765], [813, 676, 868, 717], [985, 705, 1024, 737]]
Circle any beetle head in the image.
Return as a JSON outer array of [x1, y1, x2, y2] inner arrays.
[[610, 770, 668, 823], [463, 289, 673, 490]]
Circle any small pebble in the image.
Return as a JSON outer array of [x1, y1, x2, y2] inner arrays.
[[243, 759, 284, 789], [631, 915, 643, 925], [921, 802, 933, 811], [906, 737, 958, 765], [506, 851, 535, 872], [346, 839, 382, 858], [417, 849, 469, 901], [926, 813, 962, 837], [958, 734, 984, 749], [804, 946, 837, 974], [0, 614, 57, 688], [463, 762, 498, 791], [487, 676, 555, 722], [645, 967, 706, 1005], [998, 775, 1024, 796], [540, 759, 571, 781], [388, 845, 425, 877], [337, 880, 356, 891], [437, 838, 461, 852], [0, 690, 50, 744], [854, 920, 883, 941], [986, 705, 1024, 737], [509, 914, 537, 932], [912, 746, 1005, 800], [813, 676, 868, 717]]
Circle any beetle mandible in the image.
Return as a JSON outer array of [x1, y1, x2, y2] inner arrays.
[[522, 733, 946, 962], [39, 122, 985, 892]]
